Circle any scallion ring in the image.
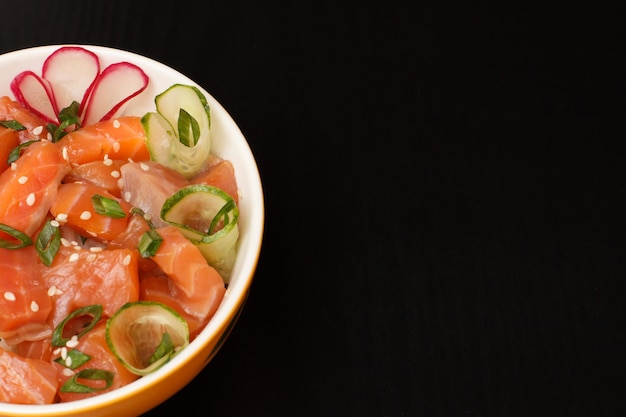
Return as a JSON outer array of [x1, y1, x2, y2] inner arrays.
[[52, 305, 103, 347], [0, 223, 33, 249], [60, 369, 114, 393], [35, 219, 61, 266]]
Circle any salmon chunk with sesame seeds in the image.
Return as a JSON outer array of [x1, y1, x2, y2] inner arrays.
[[0, 246, 52, 345], [0, 96, 50, 143], [56, 116, 150, 166], [0, 140, 71, 241], [41, 245, 139, 329], [49, 182, 133, 242]]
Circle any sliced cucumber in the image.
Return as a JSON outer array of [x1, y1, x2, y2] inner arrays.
[[105, 301, 189, 376], [161, 184, 239, 282], [142, 84, 211, 179]]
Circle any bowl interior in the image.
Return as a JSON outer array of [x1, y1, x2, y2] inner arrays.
[[0, 45, 263, 416]]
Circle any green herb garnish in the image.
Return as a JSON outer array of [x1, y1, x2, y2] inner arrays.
[[92, 194, 126, 218], [177, 108, 200, 147], [137, 229, 163, 258], [0, 120, 26, 130], [48, 101, 81, 141], [149, 332, 175, 365], [35, 219, 61, 266], [54, 349, 92, 370], [7, 140, 38, 165], [0, 223, 33, 249], [52, 305, 103, 347], [60, 369, 114, 393]]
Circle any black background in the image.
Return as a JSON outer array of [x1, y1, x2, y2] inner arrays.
[[1, 1, 624, 416]]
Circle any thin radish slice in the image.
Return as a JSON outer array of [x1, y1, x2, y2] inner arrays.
[[81, 62, 149, 126], [42, 46, 100, 117], [10, 71, 58, 123]]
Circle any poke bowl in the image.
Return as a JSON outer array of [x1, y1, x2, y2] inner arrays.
[[0, 45, 264, 416]]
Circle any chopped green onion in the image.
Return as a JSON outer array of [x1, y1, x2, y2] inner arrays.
[[60, 369, 114, 393], [52, 305, 103, 347], [150, 332, 175, 365], [7, 140, 38, 165], [92, 194, 126, 219], [137, 229, 163, 258], [48, 101, 81, 142], [130, 207, 156, 229], [54, 349, 92, 370], [177, 108, 200, 147], [207, 200, 237, 235], [35, 220, 61, 266], [0, 120, 26, 130], [0, 223, 32, 249]]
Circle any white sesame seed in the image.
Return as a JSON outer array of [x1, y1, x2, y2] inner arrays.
[[86, 253, 97, 262], [3, 292, 16, 301], [128, 157, 134, 163], [30, 301, 39, 312], [53, 347, 62, 355], [60, 238, 71, 247], [117, 178, 124, 189], [143, 213, 152, 221], [113, 141, 121, 153], [63, 368, 74, 377], [26, 192, 36, 206], [47, 286, 57, 296], [69, 253, 80, 263], [89, 247, 104, 253], [32, 125, 43, 135], [86, 230, 98, 238], [110, 170, 120, 178], [61, 347, 68, 360], [66, 337, 79, 348], [55, 288, 64, 295], [113, 119, 121, 128], [50, 220, 60, 227], [124, 191, 131, 202], [80, 211, 92, 220], [17, 176, 28, 184], [62, 146, 69, 161], [56, 213, 69, 222], [122, 254, 131, 266], [11, 162, 17, 171], [72, 245, 82, 251], [139, 163, 150, 171], [47, 132, 53, 141], [103, 158, 113, 166], [65, 356, 73, 367]]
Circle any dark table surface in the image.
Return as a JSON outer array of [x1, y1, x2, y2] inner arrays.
[[1, 1, 623, 416]]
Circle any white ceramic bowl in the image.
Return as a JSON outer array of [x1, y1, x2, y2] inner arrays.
[[0, 45, 264, 416]]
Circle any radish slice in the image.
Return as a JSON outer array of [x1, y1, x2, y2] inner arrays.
[[10, 70, 58, 123], [81, 62, 149, 126], [42, 46, 100, 117]]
